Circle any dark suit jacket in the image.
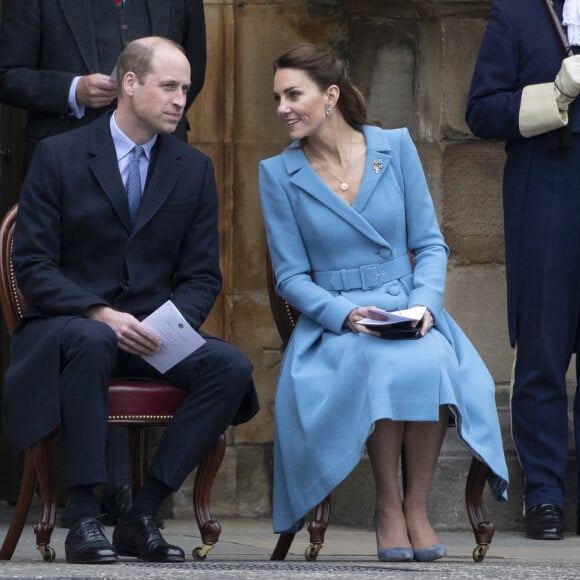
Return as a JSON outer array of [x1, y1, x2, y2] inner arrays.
[[465, 0, 577, 344], [0, 0, 206, 165], [1, 113, 249, 453]]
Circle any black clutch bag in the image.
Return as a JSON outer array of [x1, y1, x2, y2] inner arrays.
[[378, 322, 422, 340]]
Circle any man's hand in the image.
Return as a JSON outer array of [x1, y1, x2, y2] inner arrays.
[[554, 55, 580, 110], [87, 305, 161, 356], [76, 74, 118, 109]]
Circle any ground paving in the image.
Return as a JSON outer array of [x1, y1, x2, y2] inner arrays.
[[1, 505, 580, 579]]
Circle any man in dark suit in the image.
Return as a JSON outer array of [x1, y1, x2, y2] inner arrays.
[[0, 0, 207, 524], [1, 36, 259, 564], [466, 0, 580, 540], [0, 0, 206, 169]]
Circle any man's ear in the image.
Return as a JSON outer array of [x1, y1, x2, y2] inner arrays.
[[123, 71, 138, 96]]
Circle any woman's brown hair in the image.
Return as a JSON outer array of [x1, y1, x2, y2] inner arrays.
[[273, 42, 370, 128]]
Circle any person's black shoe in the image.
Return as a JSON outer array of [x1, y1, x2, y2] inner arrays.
[[100, 485, 132, 526], [112, 513, 185, 562], [65, 516, 118, 563], [525, 504, 564, 540]]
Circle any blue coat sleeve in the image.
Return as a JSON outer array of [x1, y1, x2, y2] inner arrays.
[[259, 158, 358, 335]]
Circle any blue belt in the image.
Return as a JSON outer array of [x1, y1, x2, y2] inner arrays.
[[313, 255, 412, 291]]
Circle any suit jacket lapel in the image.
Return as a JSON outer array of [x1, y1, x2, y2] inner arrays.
[[147, 0, 171, 36], [88, 115, 132, 231], [59, 0, 99, 72], [133, 136, 183, 231]]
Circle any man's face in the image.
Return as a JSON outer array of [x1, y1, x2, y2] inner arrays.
[[126, 45, 191, 140]]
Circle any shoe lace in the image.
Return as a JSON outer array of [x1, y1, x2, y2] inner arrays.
[[77, 519, 105, 539], [151, 518, 165, 531]]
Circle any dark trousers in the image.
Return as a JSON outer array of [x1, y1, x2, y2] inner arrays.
[[511, 138, 580, 513], [59, 317, 253, 490]]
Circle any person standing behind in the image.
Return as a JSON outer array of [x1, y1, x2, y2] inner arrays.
[[466, 0, 580, 540], [0, 0, 206, 170]]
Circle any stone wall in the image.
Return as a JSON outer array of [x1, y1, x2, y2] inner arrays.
[[169, 0, 578, 535]]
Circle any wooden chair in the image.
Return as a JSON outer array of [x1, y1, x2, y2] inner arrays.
[[266, 252, 495, 563], [0, 204, 225, 562]]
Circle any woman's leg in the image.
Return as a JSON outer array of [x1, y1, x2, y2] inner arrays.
[[366, 419, 411, 549], [402, 406, 449, 550]]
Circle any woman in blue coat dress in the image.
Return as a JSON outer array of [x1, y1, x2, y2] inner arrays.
[[259, 43, 508, 562]]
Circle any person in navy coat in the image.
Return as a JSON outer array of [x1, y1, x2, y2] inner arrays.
[[0, 0, 206, 169], [260, 43, 508, 563], [0, 0, 208, 523], [1, 37, 258, 564], [466, 0, 580, 540]]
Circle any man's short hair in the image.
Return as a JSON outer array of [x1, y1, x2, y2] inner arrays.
[[117, 37, 185, 87]]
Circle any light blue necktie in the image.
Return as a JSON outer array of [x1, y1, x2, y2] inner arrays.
[[126, 145, 144, 223]]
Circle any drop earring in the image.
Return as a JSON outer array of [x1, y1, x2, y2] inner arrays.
[[325, 105, 334, 117]]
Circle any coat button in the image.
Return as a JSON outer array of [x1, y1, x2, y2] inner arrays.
[[378, 248, 391, 258], [387, 284, 400, 296]]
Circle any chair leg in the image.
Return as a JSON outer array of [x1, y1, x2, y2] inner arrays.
[[31, 435, 58, 562], [305, 495, 331, 561], [465, 457, 495, 562], [128, 425, 142, 498], [270, 532, 296, 561], [191, 433, 226, 560], [0, 449, 37, 560]]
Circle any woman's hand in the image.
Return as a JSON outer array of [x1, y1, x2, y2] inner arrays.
[[344, 306, 381, 337], [409, 305, 434, 337]]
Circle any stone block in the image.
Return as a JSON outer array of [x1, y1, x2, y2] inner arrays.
[[444, 263, 513, 383], [234, 3, 347, 144], [442, 140, 506, 263], [350, 19, 419, 132], [440, 18, 489, 139], [187, 2, 234, 144], [171, 443, 273, 519]]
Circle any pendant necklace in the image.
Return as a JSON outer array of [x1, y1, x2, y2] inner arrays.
[[305, 133, 353, 192]]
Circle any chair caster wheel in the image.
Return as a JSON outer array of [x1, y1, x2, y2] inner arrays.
[[472, 543, 488, 562], [305, 543, 322, 561], [193, 544, 214, 560], [38, 545, 56, 562]]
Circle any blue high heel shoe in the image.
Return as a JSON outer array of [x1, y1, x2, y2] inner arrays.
[[377, 546, 415, 562], [374, 515, 414, 562], [413, 543, 447, 562]]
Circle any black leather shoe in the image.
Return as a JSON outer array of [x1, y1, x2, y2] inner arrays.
[[525, 504, 564, 540], [113, 514, 185, 562], [65, 516, 118, 563], [100, 485, 132, 526]]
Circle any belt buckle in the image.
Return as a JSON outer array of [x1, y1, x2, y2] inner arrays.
[[360, 264, 379, 290]]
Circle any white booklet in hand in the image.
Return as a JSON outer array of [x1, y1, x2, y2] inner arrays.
[[358, 305, 426, 328], [140, 300, 206, 373]]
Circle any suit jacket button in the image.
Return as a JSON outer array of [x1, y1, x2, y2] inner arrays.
[[378, 248, 391, 258], [387, 284, 400, 296]]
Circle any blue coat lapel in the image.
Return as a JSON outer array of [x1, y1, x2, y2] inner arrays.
[[283, 126, 394, 249]]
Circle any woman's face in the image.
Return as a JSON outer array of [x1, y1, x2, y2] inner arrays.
[[273, 68, 329, 140]]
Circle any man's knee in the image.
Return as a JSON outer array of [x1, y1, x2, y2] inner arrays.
[[61, 318, 117, 361]]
